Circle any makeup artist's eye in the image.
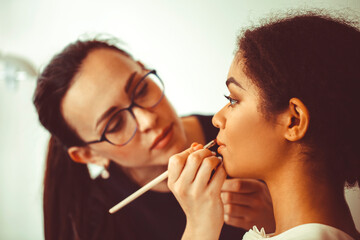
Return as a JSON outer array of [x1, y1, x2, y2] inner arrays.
[[224, 95, 239, 107], [134, 82, 148, 98], [106, 111, 126, 133]]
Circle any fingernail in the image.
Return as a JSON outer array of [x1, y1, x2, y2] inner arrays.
[[191, 142, 199, 148], [194, 144, 203, 150], [211, 151, 216, 155]]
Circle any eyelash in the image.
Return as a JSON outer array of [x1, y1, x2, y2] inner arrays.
[[224, 95, 239, 107]]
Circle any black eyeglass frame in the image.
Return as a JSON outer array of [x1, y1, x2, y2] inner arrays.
[[85, 70, 165, 146]]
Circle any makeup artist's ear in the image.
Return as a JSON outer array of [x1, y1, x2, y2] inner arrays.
[[68, 146, 110, 167], [283, 98, 310, 141]]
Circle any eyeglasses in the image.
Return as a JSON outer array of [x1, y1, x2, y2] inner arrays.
[[85, 70, 165, 146]]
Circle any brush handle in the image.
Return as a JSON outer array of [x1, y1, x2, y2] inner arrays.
[[109, 170, 168, 214], [108, 140, 216, 214]]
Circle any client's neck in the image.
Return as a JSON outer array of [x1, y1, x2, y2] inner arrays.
[[265, 160, 357, 238]]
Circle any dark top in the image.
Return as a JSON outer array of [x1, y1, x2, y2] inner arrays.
[[86, 115, 246, 240]]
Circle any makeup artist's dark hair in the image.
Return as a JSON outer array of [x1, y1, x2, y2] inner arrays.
[[33, 38, 132, 240], [237, 12, 360, 187]]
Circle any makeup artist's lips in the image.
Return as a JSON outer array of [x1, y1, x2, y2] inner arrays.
[[150, 123, 174, 150], [216, 138, 226, 153]]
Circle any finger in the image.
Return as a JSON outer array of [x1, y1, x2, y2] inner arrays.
[[224, 214, 252, 229], [223, 204, 253, 218], [208, 163, 227, 191], [220, 192, 257, 206], [177, 149, 215, 185], [193, 156, 222, 188], [168, 148, 193, 185], [221, 178, 265, 194], [192, 143, 204, 151]]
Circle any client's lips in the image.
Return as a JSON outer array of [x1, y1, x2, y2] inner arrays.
[[216, 138, 225, 146], [150, 123, 174, 150], [216, 138, 226, 153]]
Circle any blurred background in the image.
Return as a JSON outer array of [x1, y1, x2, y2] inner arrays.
[[0, 0, 359, 239]]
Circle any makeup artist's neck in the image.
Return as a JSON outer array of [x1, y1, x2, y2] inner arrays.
[[123, 164, 169, 192], [122, 116, 206, 192], [266, 160, 357, 238]]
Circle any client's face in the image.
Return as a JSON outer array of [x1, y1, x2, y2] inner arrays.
[[61, 48, 187, 167], [212, 55, 288, 179]]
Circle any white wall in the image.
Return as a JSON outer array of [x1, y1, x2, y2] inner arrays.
[[0, 0, 359, 239]]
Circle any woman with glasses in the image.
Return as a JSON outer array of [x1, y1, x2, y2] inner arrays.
[[168, 13, 360, 240], [33, 39, 275, 240]]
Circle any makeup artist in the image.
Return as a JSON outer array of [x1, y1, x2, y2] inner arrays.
[[33, 38, 275, 240]]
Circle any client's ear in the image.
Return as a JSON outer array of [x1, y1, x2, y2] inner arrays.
[[283, 98, 310, 141], [68, 146, 110, 168]]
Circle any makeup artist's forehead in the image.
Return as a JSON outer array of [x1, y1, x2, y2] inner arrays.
[[81, 48, 140, 78], [60, 48, 141, 137]]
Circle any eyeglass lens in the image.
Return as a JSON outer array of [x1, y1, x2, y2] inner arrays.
[[104, 72, 164, 145]]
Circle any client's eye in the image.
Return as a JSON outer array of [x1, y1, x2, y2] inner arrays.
[[224, 95, 239, 107]]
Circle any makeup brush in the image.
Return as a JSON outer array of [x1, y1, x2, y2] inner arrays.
[[109, 139, 216, 214]]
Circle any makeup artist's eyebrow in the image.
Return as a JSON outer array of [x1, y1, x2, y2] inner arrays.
[[226, 77, 245, 90], [95, 106, 118, 129], [125, 72, 137, 93], [95, 72, 137, 129]]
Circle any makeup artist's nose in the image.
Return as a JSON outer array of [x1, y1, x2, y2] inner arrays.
[[133, 107, 158, 132], [212, 106, 227, 129]]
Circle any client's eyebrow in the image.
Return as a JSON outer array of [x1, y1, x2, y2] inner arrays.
[[95, 72, 137, 129], [226, 77, 245, 90]]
